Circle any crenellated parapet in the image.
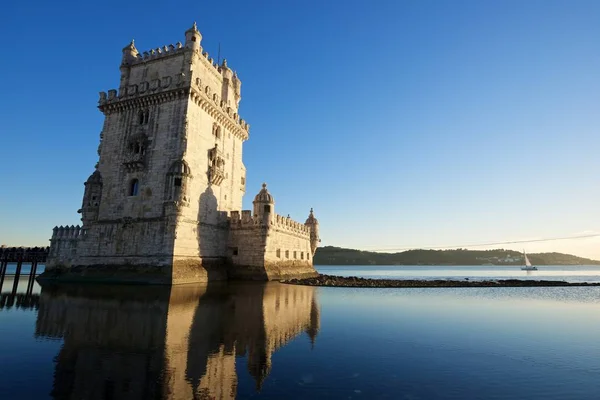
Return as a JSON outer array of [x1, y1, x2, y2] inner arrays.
[[272, 214, 310, 237], [189, 82, 250, 141], [98, 86, 189, 115], [51, 225, 83, 240], [129, 42, 185, 65], [47, 225, 83, 267], [228, 211, 310, 237], [229, 210, 261, 229]]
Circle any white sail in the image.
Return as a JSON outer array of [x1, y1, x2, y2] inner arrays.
[[524, 252, 532, 267]]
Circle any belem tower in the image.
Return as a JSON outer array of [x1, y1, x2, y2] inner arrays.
[[41, 23, 320, 284]]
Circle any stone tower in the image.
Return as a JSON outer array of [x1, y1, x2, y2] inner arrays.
[[43, 22, 319, 284]]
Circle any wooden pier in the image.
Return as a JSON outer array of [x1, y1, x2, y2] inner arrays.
[[0, 247, 49, 296]]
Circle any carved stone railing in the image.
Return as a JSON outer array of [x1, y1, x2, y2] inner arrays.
[[209, 165, 225, 186], [123, 153, 145, 172]]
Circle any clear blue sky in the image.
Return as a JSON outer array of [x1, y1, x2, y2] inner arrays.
[[1, 0, 600, 258]]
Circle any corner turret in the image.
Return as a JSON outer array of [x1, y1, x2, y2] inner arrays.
[[78, 170, 103, 225], [253, 183, 275, 224], [119, 40, 138, 87], [220, 59, 240, 111], [121, 40, 139, 66], [305, 208, 320, 255], [185, 22, 202, 50]]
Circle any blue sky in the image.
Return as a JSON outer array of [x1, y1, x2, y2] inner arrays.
[[1, 0, 600, 258]]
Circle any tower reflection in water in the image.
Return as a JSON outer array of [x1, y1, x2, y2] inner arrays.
[[35, 282, 320, 399]]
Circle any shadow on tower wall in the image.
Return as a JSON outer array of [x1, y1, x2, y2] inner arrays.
[[34, 281, 320, 399], [193, 186, 229, 280]]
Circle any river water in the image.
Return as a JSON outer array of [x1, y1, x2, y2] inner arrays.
[[1, 266, 600, 399]]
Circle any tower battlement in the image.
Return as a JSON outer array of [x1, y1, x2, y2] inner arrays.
[[229, 211, 311, 236]]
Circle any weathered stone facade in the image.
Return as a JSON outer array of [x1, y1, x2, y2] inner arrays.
[[41, 23, 320, 284]]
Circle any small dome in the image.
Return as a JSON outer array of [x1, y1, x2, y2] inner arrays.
[[86, 170, 102, 184], [305, 208, 318, 224], [254, 183, 274, 203]]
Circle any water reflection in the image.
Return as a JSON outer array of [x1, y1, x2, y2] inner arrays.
[[35, 282, 320, 399]]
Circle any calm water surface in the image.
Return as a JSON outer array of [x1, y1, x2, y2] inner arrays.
[[1, 272, 600, 399]]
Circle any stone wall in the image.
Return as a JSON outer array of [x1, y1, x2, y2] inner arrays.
[[47, 226, 82, 268], [227, 211, 317, 280]]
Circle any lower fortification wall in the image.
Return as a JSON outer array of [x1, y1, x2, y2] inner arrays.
[[227, 217, 317, 280], [47, 226, 82, 268], [263, 227, 316, 280], [41, 219, 178, 284], [227, 223, 269, 280]]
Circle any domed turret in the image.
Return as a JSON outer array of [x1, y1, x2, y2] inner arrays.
[[86, 170, 103, 185], [79, 170, 103, 224], [305, 208, 320, 256], [253, 183, 275, 224], [185, 22, 202, 50], [121, 39, 139, 66]]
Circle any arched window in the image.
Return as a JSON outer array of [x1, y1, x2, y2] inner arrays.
[[129, 179, 139, 196], [166, 160, 191, 203]]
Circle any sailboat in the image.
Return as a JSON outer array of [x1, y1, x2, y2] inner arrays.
[[521, 251, 538, 271]]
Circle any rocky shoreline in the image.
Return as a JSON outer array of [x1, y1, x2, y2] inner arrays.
[[283, 274, 600, 288]]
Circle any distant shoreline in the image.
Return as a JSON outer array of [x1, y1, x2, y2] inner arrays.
[[284, 274, 600, 288], [314, 247, 600, 266]]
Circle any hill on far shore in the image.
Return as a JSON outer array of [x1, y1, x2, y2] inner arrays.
[[313, 246, 600, 266]]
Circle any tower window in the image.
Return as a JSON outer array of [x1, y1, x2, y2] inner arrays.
[[129, 179, 139, 196], [191, 36, 197, 42], [174, 178, 182, 187], [264, 205, 271, 213], [241, 177, 245, 185], [138, 110, 149, 125], [213, 124, 222, 139]]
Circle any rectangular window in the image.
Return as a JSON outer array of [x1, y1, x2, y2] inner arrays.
[[174, 178, 182, 187], [293, 251, 297, 259], [276, 249, 281, 258], [231, 247, 239, 256], [285, 250, 289, 259], [301, 252, 304, 260]]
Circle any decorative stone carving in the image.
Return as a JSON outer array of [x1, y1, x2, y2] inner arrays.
[[161, 76, 172, 88]]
